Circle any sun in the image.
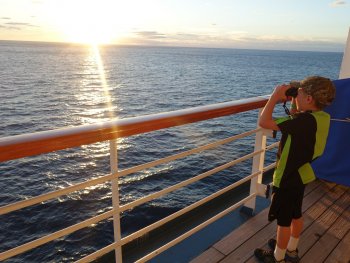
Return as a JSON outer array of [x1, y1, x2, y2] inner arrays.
[[44, 0, 122, 45], [43, 0, 159, 46]]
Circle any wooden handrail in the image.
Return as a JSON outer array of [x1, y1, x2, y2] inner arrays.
[[0, 96, 268, 162]]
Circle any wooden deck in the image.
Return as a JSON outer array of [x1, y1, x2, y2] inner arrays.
[[191, 180, 350, 263]]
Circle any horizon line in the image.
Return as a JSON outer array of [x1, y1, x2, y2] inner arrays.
[[0, 39, 345, 53]]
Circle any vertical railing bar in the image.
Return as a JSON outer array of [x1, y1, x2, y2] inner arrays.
[[110, 139, 122, 262], [242, 108, 267, 214]]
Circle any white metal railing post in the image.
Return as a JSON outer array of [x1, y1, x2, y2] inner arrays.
[[110, 139, 123, 262], [241, 109, 267, 215], [339, 27, 350, 79]]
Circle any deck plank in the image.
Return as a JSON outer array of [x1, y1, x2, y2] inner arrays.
[[191, 180, 350, 263], [324, 228, 350, 263], [301, 188, 350, 262], [298, 185, 348, 259], [212, 208, 271, 256], [189, 247, 225, 263]]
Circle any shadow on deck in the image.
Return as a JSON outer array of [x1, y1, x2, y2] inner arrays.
[[191, 180, 350, 263]]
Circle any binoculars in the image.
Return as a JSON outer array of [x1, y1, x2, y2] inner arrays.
[[285, 87, 298, 98]]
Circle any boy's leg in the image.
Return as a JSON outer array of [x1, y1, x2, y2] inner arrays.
[[291, 217, 303, 237], [267, 220, 302, 263], [276, 225, 291, 249], [255, 225, 290, 262], [286, 185, 304, 256], [274, 225, 290, 261], [288, 217, 303, 251]]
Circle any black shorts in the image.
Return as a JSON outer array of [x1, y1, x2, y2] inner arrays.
[[268, 185, 305, 227]]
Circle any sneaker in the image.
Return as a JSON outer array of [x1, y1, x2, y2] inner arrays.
[[268, 238, 300, 263], [254, 248, 286, 263]]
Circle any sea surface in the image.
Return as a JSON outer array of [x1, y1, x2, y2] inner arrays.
[[0, 41, 343, 262]]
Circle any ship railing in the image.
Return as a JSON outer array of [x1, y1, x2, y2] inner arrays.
[[0, 96, 279, 262]]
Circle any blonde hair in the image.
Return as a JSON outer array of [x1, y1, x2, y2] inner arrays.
[[299, 76, 336, 109]]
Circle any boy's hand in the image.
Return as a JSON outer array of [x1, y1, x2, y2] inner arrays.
[[271, 84, 290, 102], [259, 83, 293, 130]]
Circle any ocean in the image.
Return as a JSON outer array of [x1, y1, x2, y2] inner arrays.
[[0, 41, 343, 262]]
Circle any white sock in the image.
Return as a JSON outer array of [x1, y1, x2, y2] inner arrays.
[[287, 236, 299, 251], [274, 246, 286, 261]]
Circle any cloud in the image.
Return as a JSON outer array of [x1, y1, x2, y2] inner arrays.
[[330, 0, 347, 7], [0, 22, 40, 30], [1, 26, 21, 30], [6, 22, 32, 26], [125, 30, 344, 52], [1, 17, 11, 20], [134, 31, 167, 39]]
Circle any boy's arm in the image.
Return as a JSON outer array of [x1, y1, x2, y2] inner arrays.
[[259, 84, 290, 130]]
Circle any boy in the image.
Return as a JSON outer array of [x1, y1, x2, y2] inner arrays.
[[254, 76, 336, 263]]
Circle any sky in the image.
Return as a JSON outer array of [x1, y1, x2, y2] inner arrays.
[[0, 0, 349, 51]]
